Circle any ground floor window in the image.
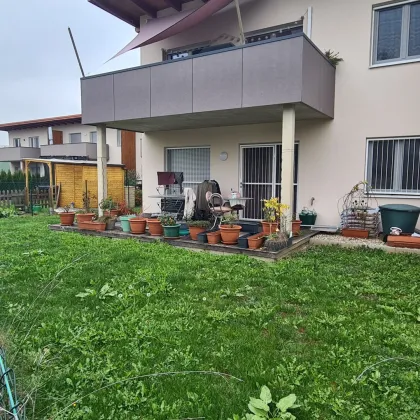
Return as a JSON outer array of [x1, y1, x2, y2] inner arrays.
[[240, 144, 299, 219], [366, 137, 420, 195], [166, 147, 210, 192]]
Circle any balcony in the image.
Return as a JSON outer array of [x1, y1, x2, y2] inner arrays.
[[81, 34, 335, 132], [0, 147, 40, 162], [40, 143, 108, 160]]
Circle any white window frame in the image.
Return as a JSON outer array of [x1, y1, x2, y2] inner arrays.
[[13, 138, 21, 147], [28, 136, 39, 148], [365, 136, 420, 196], [69, 132, 82, 144], [90, 131, 97, 144], [117, 130, 122, 147], [371, 0, 420, 67]]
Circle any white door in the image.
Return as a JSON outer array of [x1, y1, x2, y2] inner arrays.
[[240, 144, 299, 219]]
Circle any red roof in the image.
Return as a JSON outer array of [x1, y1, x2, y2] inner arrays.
[[0, 114, 83, 131]]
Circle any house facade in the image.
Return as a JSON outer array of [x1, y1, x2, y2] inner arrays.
[[82, 0, 420, 226], [0, 115, 142, 179]]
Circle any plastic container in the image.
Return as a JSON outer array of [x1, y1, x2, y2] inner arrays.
[[379, 204, 420, 235], [238, 233, 253, 248], [120, 215, 136, 232]]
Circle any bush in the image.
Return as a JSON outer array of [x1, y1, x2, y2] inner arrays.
[[0, 204, 17, 218]]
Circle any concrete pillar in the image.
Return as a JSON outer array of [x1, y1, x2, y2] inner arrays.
[[281, 105, 296, 233], [97, 125, 107, 216]]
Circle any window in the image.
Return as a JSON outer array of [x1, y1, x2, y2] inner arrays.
[[117, 130, 122, 147], [166, 147, 210, 192], [28, 136, 39, 148], [366, 137, 420, 194], [373, 1, 420, 65], [245, 21, 303, 45], [69, 133, 82, 144], [90, 131, 97, 144], [13, 138, 21, 147]]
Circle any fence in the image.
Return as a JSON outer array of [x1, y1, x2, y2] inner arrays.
[[0, 183, 59, 210]]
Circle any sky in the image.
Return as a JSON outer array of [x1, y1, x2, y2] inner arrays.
[[0, 0, 140, 145]]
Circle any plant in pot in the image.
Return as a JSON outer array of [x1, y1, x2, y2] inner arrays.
[[59, 204, 75, 226], [207, 230, 221, 244], [118, 201, 136, 232], [339, 181, 378, 239], [187, 220, 211, 240], [261, 198, 289, 234], [158, 215, 181, 239], [291, 213, 302, 237], [220, 213, 242, 245], [129, 215, 147, 234], [76, 191, 96, 223], [98, 215, 117, 231], [100, 197, 119, 217], [264, 213, 292, 252], [299, 207, 317, 226]]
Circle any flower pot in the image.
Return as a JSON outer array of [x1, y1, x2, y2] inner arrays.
[[220, 225, 242, 245], [248, 233, 266, 250], [261, 221, 278, 234], [129, 218, 147, 234], [120, 215, 136, 232], [342, 228, 369, 239], [32, 205, 42, 213], [77, 213, 95, 223], [148, 219, 163, 236], [299, 214, 317, 226], [188, 226, 207, 240], [292, 220, 302, 237], [78, 221, 106, 231], [59, 212, 75, 226], [163, 224, 181, 239], [207, 231, 221, 244], [105, 219, 116, 230], [110, 209, 121, 217]]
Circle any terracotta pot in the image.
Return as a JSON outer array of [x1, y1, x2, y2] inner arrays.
[[292, 220, 302, 237], [207, 231, 221, 244], [342, 228, 369, 239], [130, 218, 147, 234], [148, 219, 163, 236], [59, 212, 75, 226], [261, 221, 278, 234], [189, 226, 207, 241], [220, 225, 242, 245], [110, 209, 121, 217], [77, 213, 95, 223], [248, 233, 266, 250], [78, 221, 106, 231]]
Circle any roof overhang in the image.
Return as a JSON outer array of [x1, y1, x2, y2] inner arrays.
[[0, 115, 83, 132]]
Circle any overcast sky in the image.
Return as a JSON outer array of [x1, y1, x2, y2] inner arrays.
[[0, 0, 139, 144]]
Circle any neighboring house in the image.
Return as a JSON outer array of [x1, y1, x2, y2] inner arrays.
[[82, 0, 420, 226], [0, 114, 142, 180]]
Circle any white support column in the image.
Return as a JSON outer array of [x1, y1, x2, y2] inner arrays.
[[97, 125, 107, 217], [281, 105, 296, 233]]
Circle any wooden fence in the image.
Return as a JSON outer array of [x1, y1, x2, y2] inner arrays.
[[0, 186, 59, 209]]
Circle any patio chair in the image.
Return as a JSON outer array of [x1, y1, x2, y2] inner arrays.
[[207, 192, 231, 229]]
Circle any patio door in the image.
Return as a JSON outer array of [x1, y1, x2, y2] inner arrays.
[[240, 144, 299, 219]]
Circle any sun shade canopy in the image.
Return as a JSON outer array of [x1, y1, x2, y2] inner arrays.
[[113, 0, 234, 58]]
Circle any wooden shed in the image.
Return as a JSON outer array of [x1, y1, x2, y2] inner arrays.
[[24, 158, 125, 208]]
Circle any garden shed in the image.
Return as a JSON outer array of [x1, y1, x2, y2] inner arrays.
[[23, 158, 125, 208]]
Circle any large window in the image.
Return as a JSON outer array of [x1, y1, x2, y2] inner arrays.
[[69, 133, 82, 144], [166, 147, 210, 191], [29, 136, 39, 148], [372, 1, 420, 65], [366, 137, 420, 194]]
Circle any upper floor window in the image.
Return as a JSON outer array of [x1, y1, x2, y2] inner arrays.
[[90, 131, 97, 144], [366, 137, 420, 195], [13, 138, 21, 147], [29, 136, 39, 148], [69, 133, 82, 144], [373, 1, 420, 65]]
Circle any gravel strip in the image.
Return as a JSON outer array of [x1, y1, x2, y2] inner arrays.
[[310, 234, 387, 249]]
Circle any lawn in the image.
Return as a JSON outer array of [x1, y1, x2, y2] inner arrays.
[[0, 216, 419, 419]]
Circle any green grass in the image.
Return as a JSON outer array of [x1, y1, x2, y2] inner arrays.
[[0, 216, 419, 419]]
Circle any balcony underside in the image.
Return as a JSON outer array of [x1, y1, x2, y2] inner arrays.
[[105, 103, 327, 132]]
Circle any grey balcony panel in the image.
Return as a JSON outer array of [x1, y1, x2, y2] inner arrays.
[[242, 36, 303, 108], [0, 147, 40, 162], [114, 67, 151, 120], [40, 143, 108, 160], [193, 49, 243, 112], [151, 59, 193, 117], [301, 38, 335, 118], [81, 75, 115, 124]]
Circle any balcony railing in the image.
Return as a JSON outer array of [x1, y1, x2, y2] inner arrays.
[[0, 147, 40, 162], [40, 143, 108, 160]]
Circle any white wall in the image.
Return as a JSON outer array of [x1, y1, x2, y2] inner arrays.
[[8, 127, 48, 146]]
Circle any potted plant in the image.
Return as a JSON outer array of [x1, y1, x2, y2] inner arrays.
[[129, 216, 147, 234], [100, 197, 120, 217], [248, 232, 266, 250], [159, 215, 181, 239], [187, 220, 211, 240], [265, 231, 292, 252], [291, 213, 302, 237], [98, 215, 117, 230], [261, 198, 289, 234], [207, 230, 221, 244], [147, 218, 164, 236], [59, 204, 75, 226], [299, 208, 317, 226], [76, 191, 96, 223], [219, 213, 242, 245]]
